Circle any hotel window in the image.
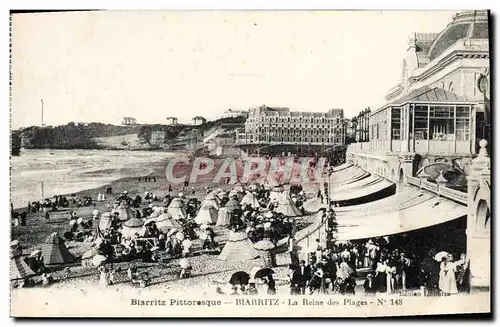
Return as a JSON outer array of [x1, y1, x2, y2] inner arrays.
[[456, 106, 471, 140], [400, 107, 406, 140], [430, 105, 455, 140], [414, 105, 429, 140]]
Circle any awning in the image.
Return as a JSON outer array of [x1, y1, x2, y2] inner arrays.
[[334, 188, 434, 215], [334, 197, 467, 241], [331, 162, 353, 172], [330, 166, 369, 186], [331, 174, 385, 193], [330, 178, 395, 202]]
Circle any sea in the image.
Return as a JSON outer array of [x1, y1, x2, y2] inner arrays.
[[10, 149, 177, 209]]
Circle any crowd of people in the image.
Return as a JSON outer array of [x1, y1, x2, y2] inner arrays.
[[11, 155, 471, 296]]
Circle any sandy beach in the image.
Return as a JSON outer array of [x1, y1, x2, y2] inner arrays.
[[11, 153, 324, 294]]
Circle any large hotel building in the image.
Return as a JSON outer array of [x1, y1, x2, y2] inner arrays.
[[237, 105, 346, 146]]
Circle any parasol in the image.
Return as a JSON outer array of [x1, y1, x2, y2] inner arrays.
[[253, 268, 275, 279], [250, 266, 263, 281], [434, 251, 449, 262], [124, 218, 144, 228], [229, 271, 250, 285]]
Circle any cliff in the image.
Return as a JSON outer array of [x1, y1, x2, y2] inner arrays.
[[11, 131, 21, 155], [19, 116, 246, 151]]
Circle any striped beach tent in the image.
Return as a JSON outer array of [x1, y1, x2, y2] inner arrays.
[[194, 203, 218, 225], [121, 218, 146, 239], [218, 231, 259, 261], [41, 232, 76, 265], [145, 213, 182, 232], [10, 241, 35, 280], [167, 198, 187, 220]]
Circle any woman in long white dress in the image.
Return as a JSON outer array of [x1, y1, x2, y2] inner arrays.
[[439, 254, 463, 295]]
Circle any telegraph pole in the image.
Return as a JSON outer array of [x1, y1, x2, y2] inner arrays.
[[40, 99, 45, 127]]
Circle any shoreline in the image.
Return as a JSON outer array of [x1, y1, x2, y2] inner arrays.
[[11, 157, 179, 212]]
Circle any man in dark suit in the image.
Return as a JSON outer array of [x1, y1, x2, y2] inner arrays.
[[363, 273, 377, 295], [292, 260, 312, 295]]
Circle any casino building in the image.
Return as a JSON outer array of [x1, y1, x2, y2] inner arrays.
[[341, 10, 490, 291]]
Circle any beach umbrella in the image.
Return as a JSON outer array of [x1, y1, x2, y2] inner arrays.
[[229, 271, 250, 285], [250, 266, 263, 281], [253, 267, 275, 279], [92, 254, 107, 267], [123, 218, 144, 228], [253, 239, 275, 251], [434, 251, 449, 262]]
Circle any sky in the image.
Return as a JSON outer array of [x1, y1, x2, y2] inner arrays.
[[11, 10, 457, 128]]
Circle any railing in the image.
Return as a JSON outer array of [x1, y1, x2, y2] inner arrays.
[[347, 142, 371, 153], [406, 176, 467, 205]]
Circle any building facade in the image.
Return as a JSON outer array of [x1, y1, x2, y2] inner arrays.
[[237, 105, 346, 146], [122, 117, 137, 125], [166, 117, 178, 125], [192, 116, 207, 126], [346, 10, 490, 291], [223, 109, 249, 118]]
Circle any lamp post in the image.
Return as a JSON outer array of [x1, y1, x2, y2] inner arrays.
[[435, 170, 448, 199]]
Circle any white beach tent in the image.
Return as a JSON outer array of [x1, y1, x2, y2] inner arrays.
[[194, 203, 218, 225], [121, 218, 146, 239], [167, 198, 187, 220]]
